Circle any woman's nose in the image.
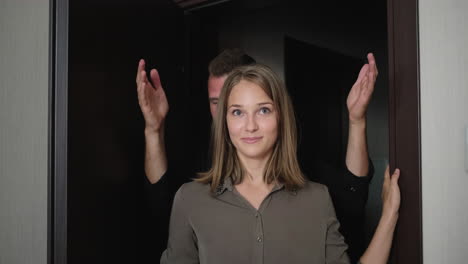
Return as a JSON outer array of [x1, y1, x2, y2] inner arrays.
[[245, 114, 259, 132]]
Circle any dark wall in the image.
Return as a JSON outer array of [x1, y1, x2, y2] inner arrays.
[[68, 0, 185, 262]]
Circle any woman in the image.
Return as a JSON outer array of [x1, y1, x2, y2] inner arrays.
[[161, 64, 400, 264]]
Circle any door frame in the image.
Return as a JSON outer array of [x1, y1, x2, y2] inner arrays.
[[48, 0, 422, 263], [387, 0, 422, 263], [49, 0, 68, 263]]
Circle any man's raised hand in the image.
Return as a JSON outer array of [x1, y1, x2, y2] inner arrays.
[[136, 59, 169, 133], [347, 53, 378, 124]]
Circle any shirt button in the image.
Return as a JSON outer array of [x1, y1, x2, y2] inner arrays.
[[255, 213, 259, 218], [257, 236, 263, 243], [350, 187, 356, 192]]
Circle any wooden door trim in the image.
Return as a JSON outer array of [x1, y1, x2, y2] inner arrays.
[[387, 0, 423, 263], [49, 0, 68, 263]]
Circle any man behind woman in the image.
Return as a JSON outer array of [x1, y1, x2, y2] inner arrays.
[[137, 50, 399, 263]]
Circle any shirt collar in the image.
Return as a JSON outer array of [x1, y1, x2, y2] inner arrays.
[[214, 176, 287, 196], [215, 177, 234, 195]]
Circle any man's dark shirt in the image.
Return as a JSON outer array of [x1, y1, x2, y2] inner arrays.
[[144, 158, 373, 263]]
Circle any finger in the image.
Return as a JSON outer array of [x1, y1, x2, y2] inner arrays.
[[136, 59, 145, 83], [139, 81, 150, 107], [368, 53, 379, 77], [137, 77, 142, 96], [138, 71, 146, 93], [138, 73, 150, 102], [141, 71, 153, 90], [367, 53, 375, 64], [359, 76, 369, 102], [137, 77, 145, 101], [351, 67, 369, 98], [372, 55, 379, 77], [361, 60, 376, 94], [362, 75, 369, 90], [363, 70, 376, 97], [141, 70, 148, 83], [150, 69, 162, 90], [355, 64, 369, 84], [368, 65, 377, 85], [348, 81, 361, 100], [137, 71, 144, 96], [392, 168, 401, 183]]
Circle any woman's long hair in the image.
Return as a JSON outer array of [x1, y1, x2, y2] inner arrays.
[[197, 64, 306, 192]]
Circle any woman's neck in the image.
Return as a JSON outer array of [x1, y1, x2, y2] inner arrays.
[[237, 153, 270, 186]]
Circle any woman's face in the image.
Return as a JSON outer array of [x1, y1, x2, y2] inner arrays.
[[226, 80, 278, 162]]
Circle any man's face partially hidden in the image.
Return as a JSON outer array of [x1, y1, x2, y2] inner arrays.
[[207, 74, 228, 119]]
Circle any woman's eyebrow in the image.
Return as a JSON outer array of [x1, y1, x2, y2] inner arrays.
[[228, 102, 273, 108], [228, 104, 243, 109], [258, 102, 273, 106]]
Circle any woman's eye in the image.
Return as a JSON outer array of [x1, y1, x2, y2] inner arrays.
[[232, 109, 242, 116], [259, 107, 271, 114]]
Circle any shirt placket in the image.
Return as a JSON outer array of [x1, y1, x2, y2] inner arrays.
[[252, 204, 265, 263], [229, 184, 284, 264], [252, 187, 283, 264]]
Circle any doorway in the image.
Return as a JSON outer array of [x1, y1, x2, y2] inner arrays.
[[50, 0, 422, 263]]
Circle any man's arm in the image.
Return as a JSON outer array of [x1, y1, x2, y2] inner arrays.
[[136, 59, 169, 183], [346, 120, 369, 176], [345, 53, 378, 176], [360, 167, 400, 264], [144, 127, 167, 183]]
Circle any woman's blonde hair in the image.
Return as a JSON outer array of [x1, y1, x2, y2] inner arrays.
[[197, 64, 306, 192]]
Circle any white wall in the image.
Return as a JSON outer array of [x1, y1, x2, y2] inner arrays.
[[420, 0, 468, 262], [0, 0, 49, 263]]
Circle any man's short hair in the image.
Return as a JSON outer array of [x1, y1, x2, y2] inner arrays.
[[208, 48, 256, 77]]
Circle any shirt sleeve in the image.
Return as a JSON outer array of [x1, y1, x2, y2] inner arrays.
[[310, 158, 374, 263], [160, 184, 199, 264], [338, 158, 374, 263], [342, 159, 374, 203], [143, 170, 176, 225], [144, 170, 176, 210], [323, 185, 351, 264], [310, 158, 374, 203], [143, 169, 183, 258]]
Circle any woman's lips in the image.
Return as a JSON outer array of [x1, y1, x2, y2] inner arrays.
[[241, 136, 263, 144]]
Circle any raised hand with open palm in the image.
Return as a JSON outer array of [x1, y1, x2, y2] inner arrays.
[[347, 53, 378, 124], [136, 59, 169, 133]]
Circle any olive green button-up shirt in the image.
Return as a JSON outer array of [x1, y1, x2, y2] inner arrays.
[[160, 178, 351, 264]]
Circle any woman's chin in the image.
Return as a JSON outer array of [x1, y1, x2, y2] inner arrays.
[[237, 148, 272, 161]]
